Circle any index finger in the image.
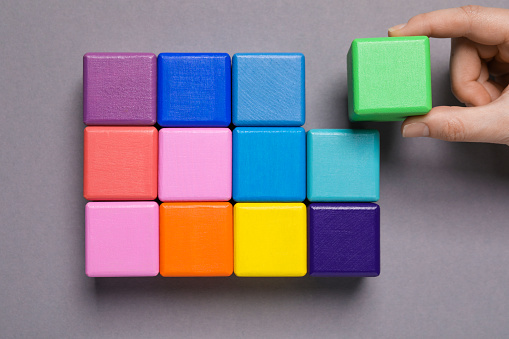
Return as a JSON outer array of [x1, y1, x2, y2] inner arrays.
[[388, 6, 509, 46]]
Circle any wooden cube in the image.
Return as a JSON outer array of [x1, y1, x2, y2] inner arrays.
[[84, 126, 158, 200], [83, 53, 157, 125], [85, 201, 159, 277], [158, 128, 231, 201], [234, 203, 307, 277], [308, 203, 380, 277], [233, 127, 306, 202], [157, 53, 231, 127], [160, 202, 233, 277], [348, 36, 432, 121], [307, 129, 379, 202], [232, 53, 305, 126]]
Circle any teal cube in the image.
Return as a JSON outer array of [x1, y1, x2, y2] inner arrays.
[[307, 129, 379, 202], [348, 36, 432, 122]]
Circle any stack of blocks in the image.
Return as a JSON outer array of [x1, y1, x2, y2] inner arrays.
[[83, 37, 431, 278]]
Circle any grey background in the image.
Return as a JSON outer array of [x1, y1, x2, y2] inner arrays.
[[1, 0, 508, 338]]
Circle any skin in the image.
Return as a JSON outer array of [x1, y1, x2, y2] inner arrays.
[[388, 5, 509, 145]]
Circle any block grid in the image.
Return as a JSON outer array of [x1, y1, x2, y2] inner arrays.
[[82, 42, 429, 277]]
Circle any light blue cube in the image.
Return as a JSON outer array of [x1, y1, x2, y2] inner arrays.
[[232, 53, 305, 126], [307, 129, 379, 202], [233, 127, 306, 202]]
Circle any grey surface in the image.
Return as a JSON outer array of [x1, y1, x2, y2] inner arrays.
[[1, 0, 509, 338]]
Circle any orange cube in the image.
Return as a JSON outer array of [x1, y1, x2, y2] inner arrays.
[[84, 126, 158, 200], [160, 202, 233, 277]]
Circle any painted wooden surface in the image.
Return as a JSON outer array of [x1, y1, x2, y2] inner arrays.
[[159, 202, 233, 277], [308, 203, 380, 277], [348, 36, 432, 121], [83, 126, 158, 200], [157, 53, 231, 127], [232, 127, 306, 202], [83, 53, 157, 125], [234, 203, 307, 277], [158, 128, 231, 201], [85, 201, 159, 277], [232, 53, 305, 126], [307, 129, 379, 202]]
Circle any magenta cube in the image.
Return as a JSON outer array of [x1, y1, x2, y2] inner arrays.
[[83, 53, 157, 125], [85, 201, 159, 277], [158, 128, 232, 201]]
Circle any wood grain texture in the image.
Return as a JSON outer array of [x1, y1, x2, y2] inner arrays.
[[232, 53, 305, 126], [84, 126, 158, 200], [308, 203, 380, 277], [347, 36, 432, 121], [85, 201, 159, 277], [157, 53, 231, 127], [307, 129, 379, 202], [232, 127, 306, 202], [83, 53, 157, 125], [158, 128, 232, 201], [234, 203, 307, 277], [160, 202, 233, 277]]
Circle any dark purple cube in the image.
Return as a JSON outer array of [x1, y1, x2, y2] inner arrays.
[[83, 53, 157, 125], [308, 203, 380, 277]]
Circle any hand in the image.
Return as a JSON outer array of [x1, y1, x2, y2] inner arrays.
[[388, 5, 509, 145]]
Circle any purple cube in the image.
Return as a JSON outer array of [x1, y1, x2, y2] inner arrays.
[[308, 203, 380, 277], [83, 53, 157, 125]]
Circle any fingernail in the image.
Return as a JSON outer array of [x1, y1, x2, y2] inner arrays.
[[402, 123, 430, 138], [388, 23, 407, 32]]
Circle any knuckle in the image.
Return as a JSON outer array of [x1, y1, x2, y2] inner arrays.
[[408, 13, 432, 35], [438, 117, 467, 141], [459, 5, 483, 30], [409, 13, 428, 27], [460, 5, 482, 16]]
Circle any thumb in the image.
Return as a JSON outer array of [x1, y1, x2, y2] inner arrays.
[[401, 96, 509, 145]]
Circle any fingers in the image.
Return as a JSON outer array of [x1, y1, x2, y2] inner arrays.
[[449, 38, 504, 104], [450, 38, 493, 106], [388, 6, 509, 45], [401, 97, 509, 144]]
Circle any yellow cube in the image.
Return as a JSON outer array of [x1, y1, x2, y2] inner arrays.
[[234, 203, 307, 277]]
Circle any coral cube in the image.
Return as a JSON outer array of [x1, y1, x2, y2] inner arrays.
[[232, 53, 305, 126], [158, 128, 231, 201], [307, 129, 379, 202], [84, 127, 158, 200], [233, 127, 306, 202], [83, 53, 157, 125], [157, 53, 231, 127], [234, 203, 307, 277], [308, 203, 380, 277], [348, 36, 432, 121], [160, 202, 233, 277], [85, 201, 159, 277]]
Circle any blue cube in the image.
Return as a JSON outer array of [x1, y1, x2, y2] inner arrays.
[[232, 53, 305, 126], [233, 127, 306, 202], [308, 203, 380, 277], [307, 129, 379, 202], [157, 53, 231, 127]]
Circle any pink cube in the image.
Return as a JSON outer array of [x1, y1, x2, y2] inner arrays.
[[159, 128, 232, 201], [85, 202, 159, 277]]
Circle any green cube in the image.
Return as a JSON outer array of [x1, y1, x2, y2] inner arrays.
[[347, 36, 432, 122]]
